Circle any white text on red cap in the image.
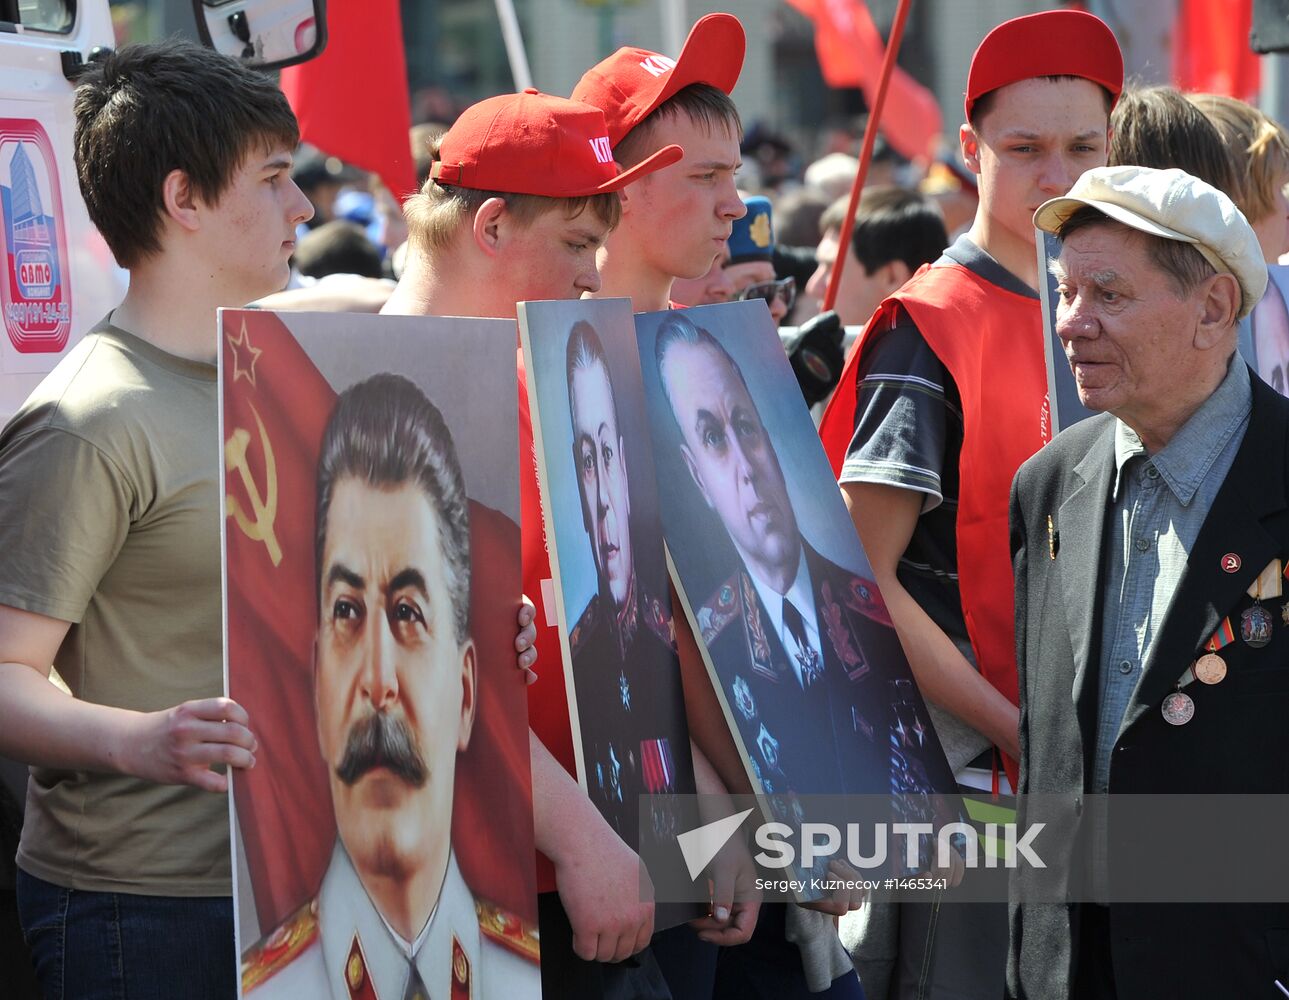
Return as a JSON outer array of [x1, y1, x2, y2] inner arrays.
[[639, 55, 677, 78], [589, 137, 613, 164]]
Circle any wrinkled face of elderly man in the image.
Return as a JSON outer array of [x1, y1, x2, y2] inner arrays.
[[1051, 214, 1241, 447]]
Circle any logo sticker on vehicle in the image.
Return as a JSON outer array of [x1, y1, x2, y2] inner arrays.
[[1, 120, 72, 354]]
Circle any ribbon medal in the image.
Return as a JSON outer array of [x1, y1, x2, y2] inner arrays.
[[1161, 688, 1195, 726], [1242, 559, 1282, 649], [1194, 617, 1234, 685]]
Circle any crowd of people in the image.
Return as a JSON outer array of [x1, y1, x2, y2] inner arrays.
[[1, 5, 1288, 1000]]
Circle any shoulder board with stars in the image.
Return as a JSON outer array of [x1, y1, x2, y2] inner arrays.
[[642, 588, 676, 650], [241, 898, 319, 993], [842, 575, 893, 627], [476, 898, 540, 963], [697, 574, 742, 645], [570, 594, 600, 656]]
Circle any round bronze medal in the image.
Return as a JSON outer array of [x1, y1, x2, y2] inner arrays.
[[1241, 604, 1273, 648], [1161, 690, 1195, 726], [1194, 653, 1227, 685]]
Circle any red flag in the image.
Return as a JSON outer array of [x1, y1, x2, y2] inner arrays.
[[1173, 0, 1260, 102], [784, 0, 941, 161], [223, 312, 537, 932], [279, 0, 417, 199], [223, 311, 338, 931]]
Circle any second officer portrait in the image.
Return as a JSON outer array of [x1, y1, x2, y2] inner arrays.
[[563, 318, 691, 847]]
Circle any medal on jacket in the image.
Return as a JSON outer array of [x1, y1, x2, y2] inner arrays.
[[1161, 686, 1195, 726], [1194, 653, 1227, 685], [1241, 559, 1280, 649], [1194, 617, 1234, 685]]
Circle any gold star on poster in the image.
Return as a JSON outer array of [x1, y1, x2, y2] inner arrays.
[[226, 319, 263, 387]]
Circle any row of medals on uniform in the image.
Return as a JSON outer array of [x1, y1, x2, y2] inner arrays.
[[1160, 556, 1283, 726]]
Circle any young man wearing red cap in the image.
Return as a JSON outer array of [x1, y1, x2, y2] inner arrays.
[[819, 10, 1123, 999], [382, 90, 711, 1000], [572, 13, 748, 312], [573, 18, 870, 1000]]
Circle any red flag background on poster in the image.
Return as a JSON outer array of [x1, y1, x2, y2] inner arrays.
[[223, 311, 335, 932], [278, 0, 417, 199], [1173, 0, 1261, 102], [223, 312, 536, 935], [784, 0, 941, 161]]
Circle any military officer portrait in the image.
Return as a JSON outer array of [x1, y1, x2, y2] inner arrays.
[[242, 374, 539, 999], [649, 309, 954, 810], [562, 318, 694, 851]]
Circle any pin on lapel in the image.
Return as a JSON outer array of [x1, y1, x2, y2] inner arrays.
[[1047, 514, 1058, 560], [1221, 552, 1242, 574]]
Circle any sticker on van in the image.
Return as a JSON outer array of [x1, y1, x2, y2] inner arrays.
[[1, 120, 72, 354]]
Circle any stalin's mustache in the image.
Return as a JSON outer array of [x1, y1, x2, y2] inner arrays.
[[336, 712, 428, 788]]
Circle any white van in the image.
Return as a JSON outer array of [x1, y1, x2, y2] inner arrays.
[[0, 0, 323, 421]]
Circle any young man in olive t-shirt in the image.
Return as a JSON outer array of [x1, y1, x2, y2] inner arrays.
[[0, 39, 311, 996]]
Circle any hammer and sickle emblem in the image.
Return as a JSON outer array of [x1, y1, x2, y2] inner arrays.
[[225, 403, 283, 566]]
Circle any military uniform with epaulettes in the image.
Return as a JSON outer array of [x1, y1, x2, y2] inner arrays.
[[242, 845, 538, 999]]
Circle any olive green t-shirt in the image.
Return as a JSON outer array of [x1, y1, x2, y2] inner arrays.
[[0, 318, 229, 896]]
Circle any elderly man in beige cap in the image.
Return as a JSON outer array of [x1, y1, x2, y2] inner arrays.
[[1008, 164, 1286, 999]]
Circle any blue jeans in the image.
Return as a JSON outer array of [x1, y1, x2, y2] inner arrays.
[[16, 868, 235, 1000]]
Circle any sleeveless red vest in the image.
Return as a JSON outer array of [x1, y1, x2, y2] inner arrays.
[[820, 260, 1049, 779]]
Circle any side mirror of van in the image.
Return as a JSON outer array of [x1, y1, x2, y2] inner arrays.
[[192, 0, 327, 72]]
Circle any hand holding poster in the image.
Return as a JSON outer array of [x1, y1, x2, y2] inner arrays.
[[220, 309, 539, 998], [519, 297, 700, 929]]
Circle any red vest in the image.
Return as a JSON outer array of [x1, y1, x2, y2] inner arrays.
[[820, 260, 1049, 778]]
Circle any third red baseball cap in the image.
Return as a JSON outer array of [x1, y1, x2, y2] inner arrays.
[[429, 89, 682, 197], [571, 13, 745, 147], [964, 9, 1123, 122]]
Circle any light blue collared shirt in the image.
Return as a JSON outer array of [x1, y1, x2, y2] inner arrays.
[[1092, 357, 1252, 794]]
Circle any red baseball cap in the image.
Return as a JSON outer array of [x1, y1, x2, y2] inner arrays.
[[571, 13, 745, 147], [964, 9, 1123, 122], [429, 89, 682, 197]]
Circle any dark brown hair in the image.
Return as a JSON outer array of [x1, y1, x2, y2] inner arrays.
[[820, 186, 947, 276], [613, 83, 742, 169], [1109, 85, 1238, 195], [73, 37, 299, 268], [315, 373, 472, 644]]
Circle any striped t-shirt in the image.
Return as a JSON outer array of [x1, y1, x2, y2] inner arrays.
[[839, 236, 1039, 778]]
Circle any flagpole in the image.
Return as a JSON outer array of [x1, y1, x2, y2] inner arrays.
[[495, 0, 534, 91], [823, 0, 914, 313], [661, 0, 686, 56]]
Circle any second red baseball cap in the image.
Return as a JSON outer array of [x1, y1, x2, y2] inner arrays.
[[571, 13, 745, 147], [964, 9, 1123, 122], [430, 89, 682, 197]]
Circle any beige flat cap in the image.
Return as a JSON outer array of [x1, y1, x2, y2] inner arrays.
[[1034, 165, 1267, 319]]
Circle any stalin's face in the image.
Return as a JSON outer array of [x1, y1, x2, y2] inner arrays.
[[315, 476, 476, 893], [570, 357, 634, 608]]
